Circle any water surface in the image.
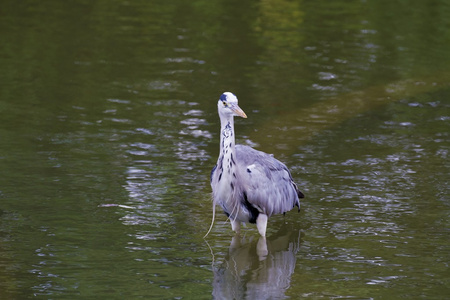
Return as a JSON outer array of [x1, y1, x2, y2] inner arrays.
[[0, 0, 449, 299]]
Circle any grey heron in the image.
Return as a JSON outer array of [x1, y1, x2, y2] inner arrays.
[[207, 92, 304, 237]]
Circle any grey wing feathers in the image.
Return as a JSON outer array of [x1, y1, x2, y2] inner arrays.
[[235, 145, 302, 217]]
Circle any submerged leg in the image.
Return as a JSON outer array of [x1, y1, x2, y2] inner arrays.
[[231, 219, 241, 234], [256, 214, 268, 237], [257, 236, 268, 259]]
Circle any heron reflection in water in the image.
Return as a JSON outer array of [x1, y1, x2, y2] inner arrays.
[[206, 92, 304, 238], [211, 225, 302, 299]]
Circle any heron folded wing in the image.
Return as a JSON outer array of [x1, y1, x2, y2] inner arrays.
[[235, 145, 300, 217]]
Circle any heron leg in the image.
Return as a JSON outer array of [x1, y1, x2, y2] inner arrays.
[[256, 214, 268, 237], [231, 219, 241, 234], [256, 236, 268, 259]]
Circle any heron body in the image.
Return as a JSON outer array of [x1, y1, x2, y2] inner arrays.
[[210, 92, 304, 237]]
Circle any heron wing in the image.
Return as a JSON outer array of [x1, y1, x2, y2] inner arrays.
[[235, 145, 302, 217]]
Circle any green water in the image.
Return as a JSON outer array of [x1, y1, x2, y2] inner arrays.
[[1, 0, 449, 299]]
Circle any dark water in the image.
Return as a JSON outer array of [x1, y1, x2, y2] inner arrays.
[[1, 0, 449, 298]]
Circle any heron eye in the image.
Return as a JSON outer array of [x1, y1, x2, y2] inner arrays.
[[222, 101, 227, 107]]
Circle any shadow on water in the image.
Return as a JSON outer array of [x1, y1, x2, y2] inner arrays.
[[210, 223, 303, 300], [251, 71, 450, 154]]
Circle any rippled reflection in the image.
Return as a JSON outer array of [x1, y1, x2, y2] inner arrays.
[[212, 226, 301, 299]]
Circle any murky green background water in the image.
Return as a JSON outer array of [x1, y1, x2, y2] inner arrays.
[[1, 0, 449, 299]]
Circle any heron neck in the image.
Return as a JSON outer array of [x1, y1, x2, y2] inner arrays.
[[219, 116, 236, 157]]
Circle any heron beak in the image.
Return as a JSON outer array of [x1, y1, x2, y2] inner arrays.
[[231, 104, 247, 118]]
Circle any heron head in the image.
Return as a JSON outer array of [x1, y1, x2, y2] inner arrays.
[[218, 92, 247, 118]]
